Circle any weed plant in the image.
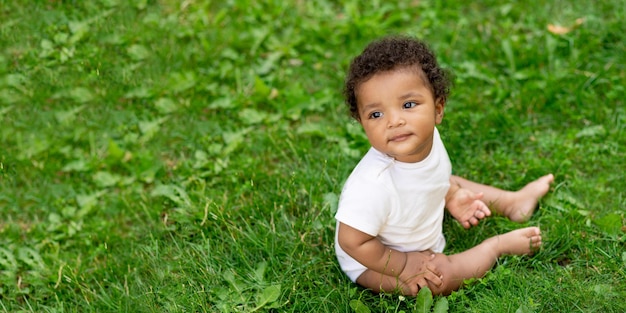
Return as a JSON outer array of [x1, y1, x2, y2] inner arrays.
[[0, 1, 624, 312]]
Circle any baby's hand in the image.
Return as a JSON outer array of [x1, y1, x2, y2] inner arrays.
[[398, 251, 443, 296], [446, 188, 491, 229]]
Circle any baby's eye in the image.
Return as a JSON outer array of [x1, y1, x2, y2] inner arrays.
[[403, 101, 417, 109], [369, 111, 383, 119]]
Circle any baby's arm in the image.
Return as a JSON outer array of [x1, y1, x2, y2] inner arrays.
[[445, 177, 491, 229], [337, 222, 443, 294]]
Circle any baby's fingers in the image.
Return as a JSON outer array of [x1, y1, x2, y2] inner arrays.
[[473, 208, 485, 219], [472, 200, 491, 218], [473, 192, 484, 200], [425, 261, 443, 286], [423, 271, 443, 287], [416, 277, 428, 290], [478, 200, 492, 216], [400, 281, 419, 296]]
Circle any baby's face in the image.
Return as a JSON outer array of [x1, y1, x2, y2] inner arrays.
[[356, 68, 444, 163]]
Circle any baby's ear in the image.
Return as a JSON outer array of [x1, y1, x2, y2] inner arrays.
[[436, 97, 446, 108], [435, 98, 445, 122]]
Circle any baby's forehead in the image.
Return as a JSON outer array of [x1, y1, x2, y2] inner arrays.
[[393, 65, 430, 81], [354, 68, 437, 109], [357, 66, 434, 93]]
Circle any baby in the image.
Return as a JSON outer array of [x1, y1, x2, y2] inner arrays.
[[334, 36, 554, 296]]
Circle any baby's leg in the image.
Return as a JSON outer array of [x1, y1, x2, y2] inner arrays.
[[356, 269, 411, 295], [451, 174, 554, 222], [428, 227, 541, 295], [355, 228, 541, 296], [355, 250, 438, 296]]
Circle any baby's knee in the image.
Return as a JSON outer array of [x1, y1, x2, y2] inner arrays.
[[430, 253, 453, 271], [428, 254, 458, 296]]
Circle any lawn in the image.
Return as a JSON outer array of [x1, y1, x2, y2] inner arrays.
[[1, 0, 625, 312]]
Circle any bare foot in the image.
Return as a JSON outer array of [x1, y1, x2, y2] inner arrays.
[[486, 227, 542, 256], [500, 174, 554, 222]]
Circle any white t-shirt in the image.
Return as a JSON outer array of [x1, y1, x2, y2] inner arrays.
[[334, 127, 451, 282]]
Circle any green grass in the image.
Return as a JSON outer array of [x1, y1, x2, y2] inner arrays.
[[1, 0, 624, 312]]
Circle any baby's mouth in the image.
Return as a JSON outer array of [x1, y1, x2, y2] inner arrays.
[[389, 133, 411, 142]]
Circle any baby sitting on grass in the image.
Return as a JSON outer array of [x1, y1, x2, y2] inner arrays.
[[334, 35, 554, 296]]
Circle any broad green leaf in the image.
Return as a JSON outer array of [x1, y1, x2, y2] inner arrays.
[[515, 304, 533, 313], [207, 143, 223, 155], [254, 75, 271, 97], [68, 20, 88, 34], [124, 86, 153, 99], [577, 210, 590, 217], [576, 125, 606, 138], [296, 123, 327, 137], [61, 206, 77, 218], [213, 158, 228, 175], [193, 150, 209, 169], [76, 193, 98, 210], [154, 97, 178, 114], [127, 44, 151, 61], [68, 87, 94, 103], [46, 213, 63, 231], [4, 73, 27, 89], [53, 32, 69, 44], [62, 160, 89, 172], [592, 284, 616, 297], [254, 262, 267, 282], [133, 0, 147, 9], [139, 117, 167, 134], [208, 97, 234, 109], [0, 88, 22, 104], [39, 39, 55, 58], [55, 105, 85, 124], [93, 171, 120, 187], [138, 121, 156, 135], [138, 117, 167, 143], [48, 212, 63, 224], [0, 105, 13, 117], [150, 184, 191, 206], [593, 213, 622, 236], [108, 139, 125, 161], [433, 297, 449, 313], [76, 190, 106, 218], [222, 270, 245, 297], [349, 299, 371, 313], [323, 192, 339, 214], [60, 46, 75, 62], [552, 193, 585, 210], [415, 287, 433, 313], [68, 21, 89, 44], [256, 51, 282, 76], [17, 136, 51, 160], [17, 247, 45, 269], [167, 71, 196, 94], [456, 61, 496, 84], [239, 108, 268, 125], [0, 248, 17, 270], [256, 284, 281, 307], [101, 33, 124, 45], [221, 128, 251, 155], [100, 0, 120, 7], [249, 28, 269, 55]]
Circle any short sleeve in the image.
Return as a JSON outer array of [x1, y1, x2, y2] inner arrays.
[[334, 176, 392, 237]]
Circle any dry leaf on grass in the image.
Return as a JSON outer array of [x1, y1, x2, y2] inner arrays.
[[547, 18, 585, 35]]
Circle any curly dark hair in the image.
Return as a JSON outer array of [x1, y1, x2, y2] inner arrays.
[[344, 36, 451, 120]]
